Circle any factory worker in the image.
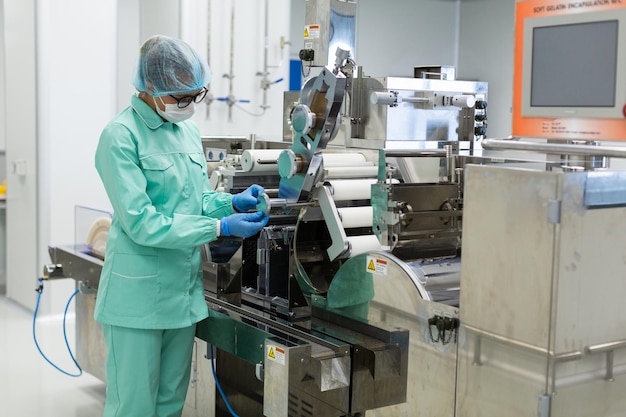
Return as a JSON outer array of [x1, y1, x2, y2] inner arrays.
[[93, 35, 268, 417]]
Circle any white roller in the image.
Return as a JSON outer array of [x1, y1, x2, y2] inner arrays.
[[241, 149, 283, 173], [242, 151, 371, 174], [325, 166, 378, 179], [370, 91, 397, 106], [337, 206, 373, 228], [209, 170, 222, 190], [325, 179, 377, 201], [347, 235, 381, 257], [451, 94, 476, 108], [323, 153, 369, 167]]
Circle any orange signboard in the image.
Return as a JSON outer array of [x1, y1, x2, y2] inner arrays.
[[513, 0, 626, 140]]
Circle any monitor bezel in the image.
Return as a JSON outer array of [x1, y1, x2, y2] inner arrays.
[[521, 9, 626, 120]]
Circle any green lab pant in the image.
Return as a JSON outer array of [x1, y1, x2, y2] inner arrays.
[[102, 323, 196, 417]]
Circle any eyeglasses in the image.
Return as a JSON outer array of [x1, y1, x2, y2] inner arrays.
[[169, 87, 208, 108]]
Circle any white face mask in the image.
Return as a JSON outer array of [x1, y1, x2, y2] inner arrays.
[[154, 96, 196, 123]]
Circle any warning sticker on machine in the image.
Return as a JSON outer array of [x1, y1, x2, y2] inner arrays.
[[366, 256, 388, 275], [267, 344, 285, 365], [304, 24, 320, 39]]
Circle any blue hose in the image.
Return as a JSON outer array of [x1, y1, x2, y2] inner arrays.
[[210, 344, 241, 417], [33, 278, 83, 377]]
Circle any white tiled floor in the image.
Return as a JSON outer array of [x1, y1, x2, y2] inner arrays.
[[0, 294, 105, 417]]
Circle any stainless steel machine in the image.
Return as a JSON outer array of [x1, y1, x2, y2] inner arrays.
[[194, 49, 626, 417]]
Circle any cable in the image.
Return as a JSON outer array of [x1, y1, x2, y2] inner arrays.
[[209, 344, 240, 417], [33, 278, 83, 377], [234, 103, 266, 117]]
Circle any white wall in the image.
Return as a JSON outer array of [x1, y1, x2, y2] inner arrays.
[[290, 0, 463, 79], [458, 0, 516, 139], [0, 1, 5, 294], [290, 0, 306, 62], [4, 0, 39, 310], [188, 0, 292, 142], [115, 1, 141, 113], [36, 0, 117, 313], [0, 1, 5, 152], [355, 0, 460, 77]]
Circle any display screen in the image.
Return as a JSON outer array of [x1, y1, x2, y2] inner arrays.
[[531, 20, 618, 108]]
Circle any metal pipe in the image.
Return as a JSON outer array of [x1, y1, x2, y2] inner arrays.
[[201, 135, 249, 141], [606, 351, 615, 382], [383, 149, 448, 158], [370, 91, 430, 106], [225, 2, 235, 122], [269, 198, 315, 209], [445, 144, 456, 183], [585, 339, 626, 353], [261, 0, 269, 110], [473, 333, 482, 366], [482, 138, 626, 159], [402, 96, 430, 104], [464, 324, 553, 356], [205, 0, 212, 120], [585, 339, 626, 382]]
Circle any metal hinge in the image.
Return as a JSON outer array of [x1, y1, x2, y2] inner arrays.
[[537, 393, 551, 417], [547, 200, 561, 224]]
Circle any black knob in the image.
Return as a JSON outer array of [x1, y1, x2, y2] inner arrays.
[[475, 126, 487, 136], [475, 100, 488, 109], [298, 49, 315, 62], [475, 114, 487, 122]]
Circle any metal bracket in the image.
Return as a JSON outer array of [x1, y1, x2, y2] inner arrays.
[[546, 200, 561, 224], [585, 339, 626, 381], [537, 393, 551, 417], [42, 263, 65, 280], [78, 280, 98, 295]]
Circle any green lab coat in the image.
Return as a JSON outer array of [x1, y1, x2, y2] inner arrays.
[[94, 94, 234, 329]]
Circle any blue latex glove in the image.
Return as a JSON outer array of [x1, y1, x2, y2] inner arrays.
[[232, 184, 265, 212], [221, 211, 269, 238]]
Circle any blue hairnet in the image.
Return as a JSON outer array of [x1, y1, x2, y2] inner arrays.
[[133, 35, 212, 97]]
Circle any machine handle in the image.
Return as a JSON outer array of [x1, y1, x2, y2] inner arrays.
[[585, 339, 626, 354], [482, 138, 626, 158], [585, 339, 626, 381], [42, 263, 65, 280], [419, 71, 446, 80], [370, 91, 430, 107]]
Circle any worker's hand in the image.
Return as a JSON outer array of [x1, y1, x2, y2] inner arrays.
[[220, 211, 269, 238], [232, 184, 265, 212]]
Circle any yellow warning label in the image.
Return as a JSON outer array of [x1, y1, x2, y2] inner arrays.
[[267, 344, 286, 365], [367, 259, 376, 271], [304, 24, 321, 39], [366, 255, 388, 275]]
